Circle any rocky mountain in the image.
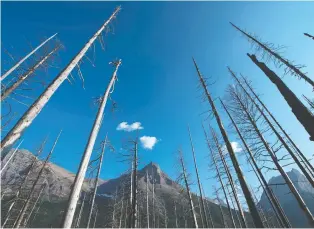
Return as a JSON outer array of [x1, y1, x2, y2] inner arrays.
[[1, 148, 253, 228], [258, 168, 314, 228]]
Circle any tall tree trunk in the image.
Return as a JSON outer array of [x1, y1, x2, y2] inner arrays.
[[231, 88, 314, 226], [174, 201, 178, 228], [0, 140, 23, 173], [201, 183, 214, 228], [92, 207, 98, 229], [61, 60, 121, 228], [119, 189, 124, 229], [193, 58, 264, 228], [0, 33, 57, 81], [112, 188, 118, 228], [210, 127, 246, 228], [188, 126, 210, 228], [146, 170, 150, 228], [179, 149, 198, 228], [215, 187, 227, 228], [152, 167, 155, 228], [86, 135, 107, 228], [230, 23, 314, 88], [247, 54, 314, 141], [14, 130, 61, 228], [226, 184, 242, 228], [75, 193, 86, 228], [1, 45, 61, 101], [130, 140, 138, 228], [1, 6, 121, 150], [220, 98, 292, 228], [240, 76, 314, 176], [228, 68, 314, 188]]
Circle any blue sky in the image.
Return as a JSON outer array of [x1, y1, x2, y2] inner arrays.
[[2, 1, 314, 199]]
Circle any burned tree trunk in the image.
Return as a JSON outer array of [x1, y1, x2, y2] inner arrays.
[[230, 23, 314, 88], [247, 54, 314, 141], [1, 45, 61, 101], [220, 98, 291, 228], [193, 58, 264, 228], [61, 60, 121, 228], [86, 135, 107, 228], [230, 86, 314, 226], [131, 139, 138, 228], [179, 149, 199, 228], [188, 126, 210, 228], [1, 6, 121, 150], [228, 68, 314, 188], [1, 33, 57, 81]]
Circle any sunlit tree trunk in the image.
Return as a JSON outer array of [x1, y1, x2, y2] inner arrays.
[[1, 6, 121, 150], [61, 59, 121, 228], [247, 54, 314, 141], [1, 33, 57, 81], [75, 193, 86, 228], [0, 140, 23, 173], [146, 170, 150, 228], [193, 58, 264, 228]]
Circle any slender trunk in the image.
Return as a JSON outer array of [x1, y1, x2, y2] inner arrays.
[[152, 167, 155, 228], [232, 88, 314, 226], [86, 135, 107, 228], [124, 199, 129, 228], [226, 184, 242, 228], [193, 58, 264, 228], [228, 68, 314, 187], [201, 183, 214, 228], [247, 54, 314, 141], [209, 127, 247, 228], [1, 45, 61, 101], [179, 149, 198, 228], [92, 207, 98, 229], [146, 171, 150, 228], [61, 60, 121, 228], [220, 99, 292, 228], [240, 76, 314, 176], [304, 33, 314, 40], [112, 188, 118, 228], [75, 193, 86, 228], [129, 161, 133, 227], [131, 140, 138, 228], [1, 34, 57, 81], [188, 126, 209, 228], [215, 187, 227, 228], [22, 183, 46, 227], [230, 23, 314, 88], [119, 187, 125, 228], [1, 7, 121, 150], [174, 201, 178, 228], [0, 140, 23, 173], [14, 130, 61, 228]]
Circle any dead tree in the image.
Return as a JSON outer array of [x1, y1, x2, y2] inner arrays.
[[304, 33, 314, 40], [303, 95, 314, 111], [1, 6, 121, 150], [61, 59, 121, 228], [247, 54, 314, 141], [130, 138, 139, 228], [230, 23, 314, 88], [146, 170, 150, 228], [1, 44, 61, 101], [240, 76, 314, 176], [201, 183, 214, 228], [220, 98, 291, 228], [152, 167, 156, 228], [174, 201, 178, 228], [193, 58, 264, 227], [228, 68, 314, 187], [188, 126, 211, 228], [228, 85, 314, 226], [86, 135, 107, 228], [214, 186, 227, 228], [1, 33, 57, 81], [14, 130, 62, 228], [75, 193, 87, 228], [0, 140, 23, 173], [178, 149, 198, 228]]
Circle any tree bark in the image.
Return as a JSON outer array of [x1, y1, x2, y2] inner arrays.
[[247, 54, 314, 141], [0, 140, 23, 173]]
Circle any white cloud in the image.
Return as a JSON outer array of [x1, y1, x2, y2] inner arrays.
[[116, 122, 143, 132], [140, 136, 158, 150], [231, 141, 242, 153]]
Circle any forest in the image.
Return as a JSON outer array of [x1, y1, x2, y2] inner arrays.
[[1, 3, 314, 229]]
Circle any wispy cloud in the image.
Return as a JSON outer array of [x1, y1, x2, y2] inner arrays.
[[222, 141, 242, 154], [140, 136, 158, 150], [116, 122, 143, 132]]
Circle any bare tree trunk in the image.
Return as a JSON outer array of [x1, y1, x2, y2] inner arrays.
[[220, 99, 292, 228], [179, 149, 198, 228], [240, 76, 314, 176], [188, 126, 209, 228], [146, 171, 150, 228], [228, 68, 314, 188], [61, 60, 121, 228], [215, 187, 227, 228], [201, 183, 214, 228], [1, 45, 61, 101], [124, 199, 129, 228], [1, 33, 57, 81], [131, 140, 138, 228], [92, 207, 98, 229], [1, 6, 121, 150], [86, 135, 107, 228], [193, 58, 264, 228], [152, 167, 155, 228], [226, 184, 242, 228], [14, 130, 61, 228], [230, 23, 314, 88], [75, 193, 86, 228], [174, 201, 178, 228], [231, 87, 314, 226], [0, 140, 23, 173], [304, 33, 314, 40], [247, 54, 314, 141], [112, 188, 118, 228]]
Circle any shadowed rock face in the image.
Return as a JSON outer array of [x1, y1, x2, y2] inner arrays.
[[258, 169, 314, 228]]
